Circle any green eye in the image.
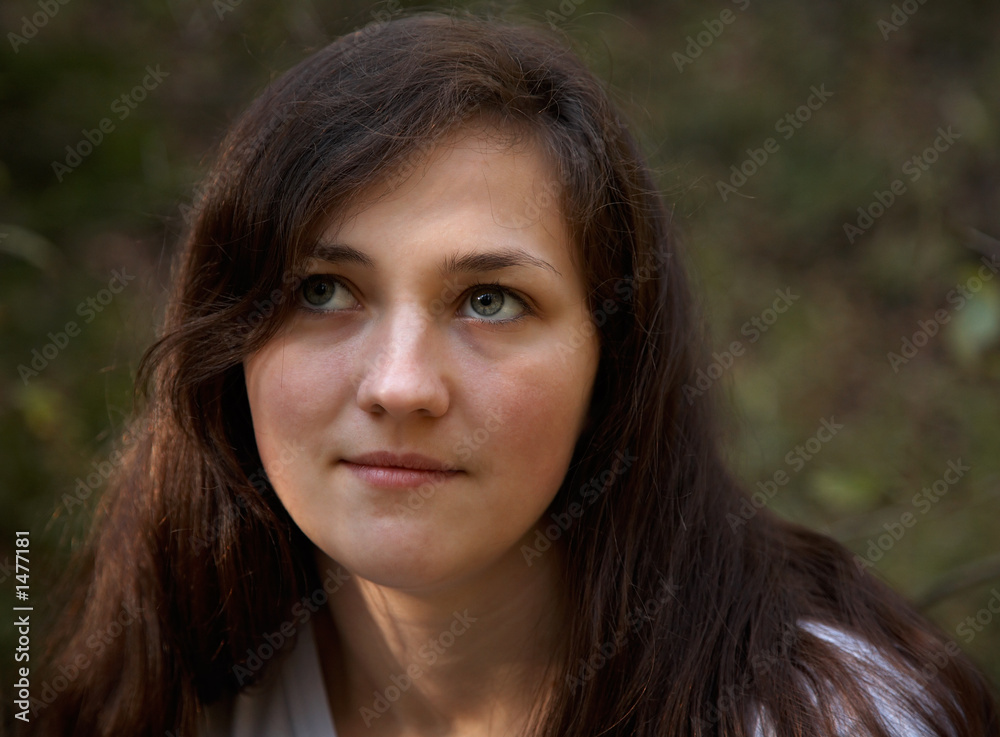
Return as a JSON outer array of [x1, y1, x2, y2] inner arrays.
[[469, 286, 504, 316], [302, 276, 334, 305], [299, 275, 358, 311], [460, 284, 528, 323]]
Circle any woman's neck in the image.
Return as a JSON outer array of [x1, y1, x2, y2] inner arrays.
[[313, 539, 565, 737]]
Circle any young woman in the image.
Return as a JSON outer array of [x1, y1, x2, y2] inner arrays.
[[29, 10, 998, 737]]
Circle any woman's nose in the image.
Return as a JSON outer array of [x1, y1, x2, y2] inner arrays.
[[354, 309, 450, 419]]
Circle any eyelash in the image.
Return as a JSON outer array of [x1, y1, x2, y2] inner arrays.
[[466, 279, 533, 324], [294, 274, 534, 325]]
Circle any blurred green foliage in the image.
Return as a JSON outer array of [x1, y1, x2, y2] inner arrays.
[[1, 0, 998, 701]]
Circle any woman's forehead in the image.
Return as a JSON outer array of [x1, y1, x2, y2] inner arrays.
[[317, 124, 572, 262], [329, 121, 558, 218]]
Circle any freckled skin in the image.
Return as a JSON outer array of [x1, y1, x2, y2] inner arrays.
[[243, 125, 599, 594]]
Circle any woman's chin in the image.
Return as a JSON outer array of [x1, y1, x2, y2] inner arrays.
[[317, 531, 476, 593]]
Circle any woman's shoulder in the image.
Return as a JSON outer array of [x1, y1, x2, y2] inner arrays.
[[200, 618, 952, 737], [198, 622, 337, 737], [754, 619, 947, 737]]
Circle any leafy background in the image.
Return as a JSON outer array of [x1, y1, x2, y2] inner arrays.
[[1, 0, 998, 710]]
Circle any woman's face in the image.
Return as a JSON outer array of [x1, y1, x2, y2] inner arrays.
[[243, 125, 600, 592]]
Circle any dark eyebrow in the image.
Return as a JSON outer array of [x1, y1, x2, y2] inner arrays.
[[311, 242, 561, 277], [442, 248, 561, 277], [309, 243, 377, 268]]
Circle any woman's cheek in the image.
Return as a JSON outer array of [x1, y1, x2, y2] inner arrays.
[[244, 341, 340, 475], [491, 365, 593, 485]]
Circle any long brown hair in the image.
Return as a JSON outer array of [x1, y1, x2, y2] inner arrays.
[[30, 10, 998, 736]]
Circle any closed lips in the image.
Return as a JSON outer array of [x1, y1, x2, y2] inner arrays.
[[344, 452, 459, 473]]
